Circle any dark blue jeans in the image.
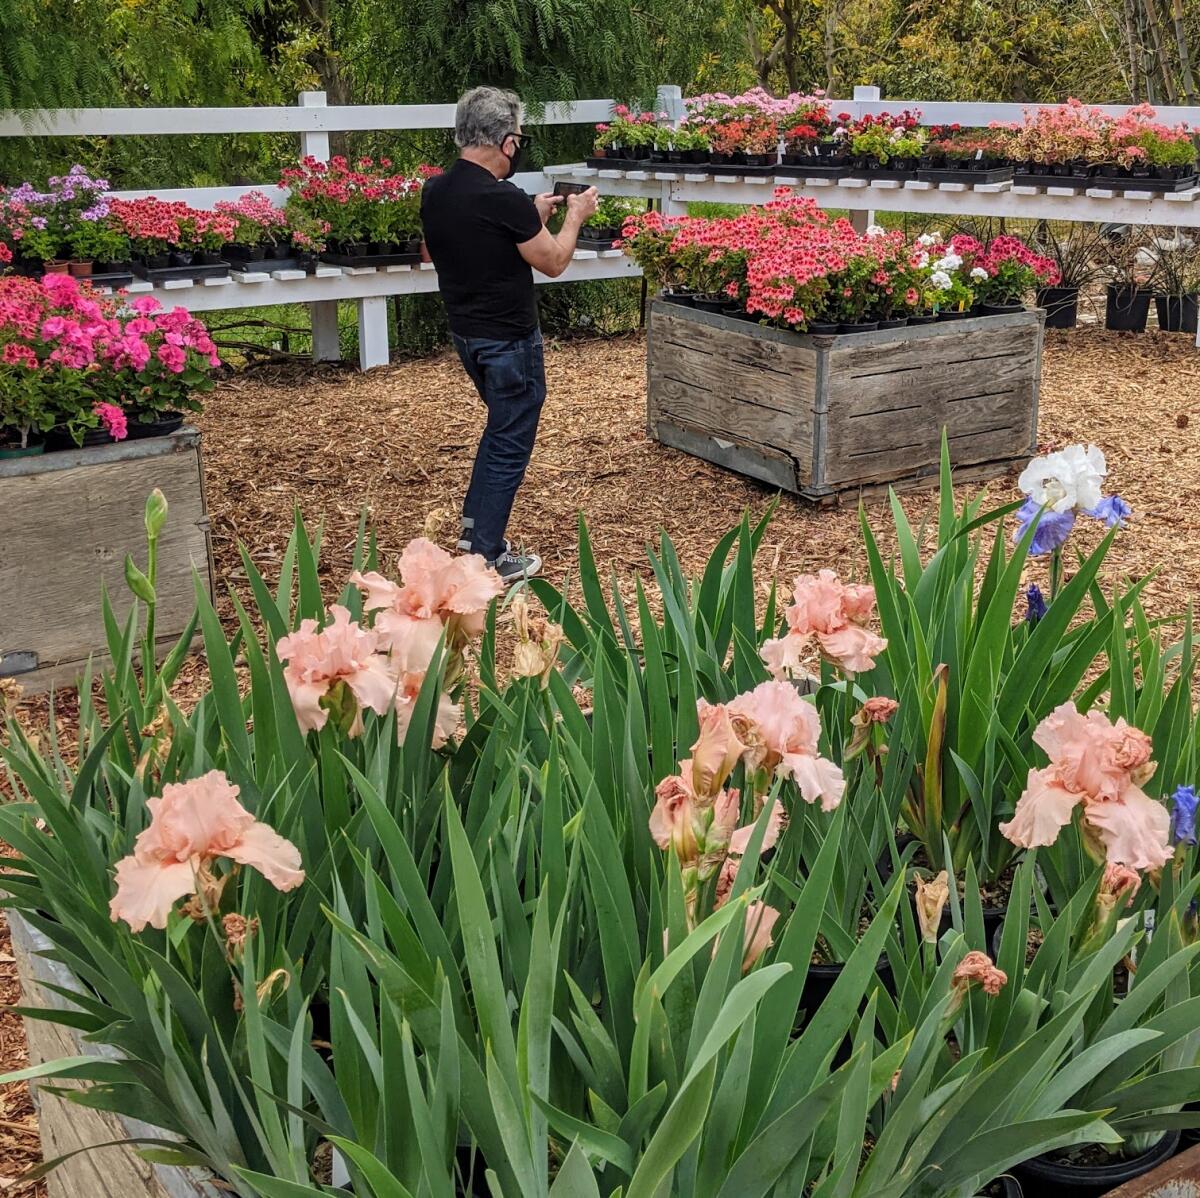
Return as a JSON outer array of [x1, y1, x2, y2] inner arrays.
[[452, 328, 546, 563]]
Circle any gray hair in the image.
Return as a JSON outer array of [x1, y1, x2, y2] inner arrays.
[[454, 86, 522, 149]]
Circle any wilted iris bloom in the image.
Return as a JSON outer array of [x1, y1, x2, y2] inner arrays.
[[1025, 583, 1047, 624], [1171, 785, 1198, 846], [1087, 495, 1132, 528]]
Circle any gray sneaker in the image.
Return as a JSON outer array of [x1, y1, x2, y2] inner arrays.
[[489, 547, 542, 585]]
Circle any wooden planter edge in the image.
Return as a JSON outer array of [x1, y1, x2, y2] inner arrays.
[[8, 909, 221, 1198]]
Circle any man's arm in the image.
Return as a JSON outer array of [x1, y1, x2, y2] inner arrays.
[[517, 188, 599, 279]]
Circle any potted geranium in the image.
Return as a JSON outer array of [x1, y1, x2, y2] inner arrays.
[[105, 295, 221, 437], [214, 191, 289, 262], [68, 215, 132, 276], [970, 235, 1061, 315], [671, 123, 711, 164], [109, 197, 186, 270], [0, 300, 52, 456]]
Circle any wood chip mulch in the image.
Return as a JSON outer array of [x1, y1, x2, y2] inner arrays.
[[4, 323, 1200, 1193]]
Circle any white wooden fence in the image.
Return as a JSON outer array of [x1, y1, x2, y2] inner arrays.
[[10, 86, 1200, 362], [0, 91, 648, 368]]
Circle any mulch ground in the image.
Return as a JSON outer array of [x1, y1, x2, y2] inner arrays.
[[3, 323, 1200, 1192]]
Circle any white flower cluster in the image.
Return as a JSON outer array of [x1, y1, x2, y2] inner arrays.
[[970, 266, 989, 281], [930, 270, 953, 291], [933, 252, 962, 272], [866, 224, 887, 238], [1018, 444, 1107, 512], [916, 232, 944, 248]]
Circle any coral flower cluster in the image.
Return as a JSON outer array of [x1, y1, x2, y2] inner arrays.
[[999, 702, 1171, 871], [276, 539, 503, 749]]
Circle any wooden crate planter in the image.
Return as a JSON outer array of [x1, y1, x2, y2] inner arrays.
[[646, 301, 1044, 504], [0, 429, 214, 693], [8, 911, 220, 1198]]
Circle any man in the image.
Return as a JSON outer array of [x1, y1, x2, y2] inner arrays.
[[421, 85, 598, 583]]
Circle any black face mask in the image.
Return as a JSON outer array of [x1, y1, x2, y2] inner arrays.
[[503, 134, 530, 179]]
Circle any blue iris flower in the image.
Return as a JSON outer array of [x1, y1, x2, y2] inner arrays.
[[1025, 583, 1047, 624], [1171, 785, 1198, 846], [1013, 498, 1076, 556], [1087, 495, 1132, 529]]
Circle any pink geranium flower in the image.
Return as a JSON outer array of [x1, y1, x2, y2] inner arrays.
[[999, 703, 1170, 871], [275, 604, 397, 736], [109, 770, 304, 932], [94, 402, 127, 441]]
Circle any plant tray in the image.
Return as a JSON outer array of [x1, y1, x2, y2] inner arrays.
[[319, 251, 422, 269], [706, 161, 780, 176], [131, 261, 231, 284], [578, 237, 617, 251], [586, 156, 653, 171], [774, 163, 849, 180], [228, 255, 316, 274], [1089, 171, 1199, 192], [844, 166, 918, 182], [1013, 172, 1092, 190], [88, 269, 136, 288], [916, 166, 1014, 185]]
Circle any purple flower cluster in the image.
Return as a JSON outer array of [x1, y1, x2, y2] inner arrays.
[[1014, 493, 1132, 556]]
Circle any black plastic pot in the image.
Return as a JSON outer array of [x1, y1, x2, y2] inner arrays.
[[142, 252, 170, 270], [661, 290, 695, 307], [195, 250, 224, 266], [938, 309, 972, 321], [875, 316, 908, 330], [1105, 284, 1152, 331], [682, 149, 708, 164], [805, 320, 840, 334], [127, 411, 185, 440], [1183, 1101, 1200, 1146], [800, 958, 895, 1065], [980, 301, 1026, 315], [907, 313, 938, 325], [694, 296, 728, 314], [168, 250, 194, 267], [722, 306, 756, 322], [1155, 292, 1199, 333], [1015, 1133, 1179, 1198], [0, 438, 45, 459], [266, 242, 291, 260], [837, 320, 879, 333], [45, 426, 115, 451], [743, 152, 778, 167], [709, 152, 734, 165], [1038, 286, 1080, 329], [977, 1178, 1022, 1198]]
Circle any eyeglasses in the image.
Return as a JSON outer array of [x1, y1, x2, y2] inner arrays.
[[505, 132, 533, 150]]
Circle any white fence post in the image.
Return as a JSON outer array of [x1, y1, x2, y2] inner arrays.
[[357, 296, 390, 370], [297, 91, 330, 162], [849, 86, 881, 233], [655, 84, 684, 123], [296, 91, 342, 363]]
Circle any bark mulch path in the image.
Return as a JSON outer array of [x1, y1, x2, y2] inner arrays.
[[4, 324, 1200, 1193]]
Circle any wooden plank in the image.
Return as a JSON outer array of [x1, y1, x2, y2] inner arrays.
[[820, 316, 1040, 486], [0, 431, 213, 692], [10, 913, 220, 1198], [652, 420, 799, 493]]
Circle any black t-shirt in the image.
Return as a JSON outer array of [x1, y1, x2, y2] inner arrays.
[[421, 158, 544, 339]]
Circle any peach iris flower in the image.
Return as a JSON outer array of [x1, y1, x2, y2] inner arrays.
[[351, 538, 504, 654], [999, 703, 1170, 871], [110, 771, 304, 932], [952, 951, 1007, 996], [275, 605, 397, 735], [729, 680, 845, 811], [761, 569, 887, 678]]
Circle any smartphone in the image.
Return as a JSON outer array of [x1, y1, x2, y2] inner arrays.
[[553, 181, 592, 198]]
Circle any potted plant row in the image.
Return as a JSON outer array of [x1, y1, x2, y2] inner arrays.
[[618, 196, 1058, 334], [576, 195, 645, 248], [0, 274, 219, 457], [279, 155, 438, 268], [1096, 224, 1200, 333]]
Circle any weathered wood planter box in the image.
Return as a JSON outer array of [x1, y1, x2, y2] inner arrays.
[[9, 911, 219, 1198], [0, 429, 214, 693], [646, 300, 1044, 504]]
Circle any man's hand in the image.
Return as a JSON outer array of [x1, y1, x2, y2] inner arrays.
[[566, 187, 599, 223], [534, 192, 564, 224]]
